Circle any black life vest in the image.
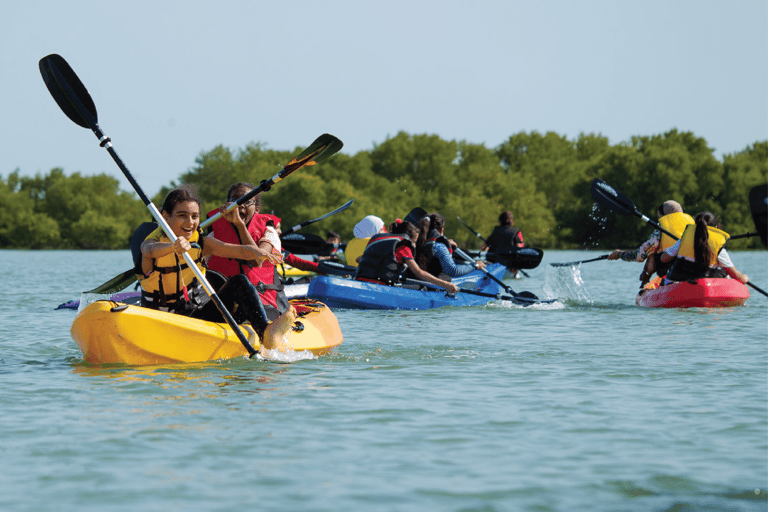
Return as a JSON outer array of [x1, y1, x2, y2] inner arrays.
[[424, 230, 451, 278], [355, 233, 410, 285], [486, 225, 521, 252]]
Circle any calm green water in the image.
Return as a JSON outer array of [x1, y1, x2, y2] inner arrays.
[[1, 249, 766, 512]]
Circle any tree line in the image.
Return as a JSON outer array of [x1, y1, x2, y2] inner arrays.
[[2, 129, 765, 250]]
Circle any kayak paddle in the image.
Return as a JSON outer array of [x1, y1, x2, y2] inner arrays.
[[749, 184, 767, 247], [453, 246, 544, 303], [39, 54, 264, 355], [590, 178, 768, 299], [281, 199, 354, 237], [81, 136, 343, 295], [200, 134, 343, 230], [550, 255, 610, 267], [402, 278, 555, 306], [281, 233, 346, 254], [404, 207, 428, 226]]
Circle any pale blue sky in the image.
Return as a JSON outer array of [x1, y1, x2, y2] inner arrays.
[[2, 0, 766, 197]]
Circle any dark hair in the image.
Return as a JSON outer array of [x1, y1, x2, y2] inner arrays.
[[161, 185, 201, 214], [693, 211, 721, 267], [327, 231, 340, 240], [428, 213, 445, 233], [499, 211, 514, 226], [415, 216, 432, 269], [226, 182, 262, 211], [390, 219, 418, 241]]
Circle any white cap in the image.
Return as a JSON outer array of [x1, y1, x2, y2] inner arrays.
[[353, 215, 385, 238]]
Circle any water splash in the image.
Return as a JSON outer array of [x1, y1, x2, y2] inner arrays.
[[543, 264, 593, 303]]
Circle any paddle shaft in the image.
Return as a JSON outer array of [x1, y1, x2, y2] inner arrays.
[[550, 255, 610, 267], [199, 134, 342, 230], [281, 199, 354, 236], [40, 54, 257, 356], [401, 278, 541, 305], [98, 132, 258, 356], [453, 246, 526, 298], [593, 178, 767, 298]]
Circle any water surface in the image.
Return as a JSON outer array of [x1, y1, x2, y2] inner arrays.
[[1, 249, 766, 511]]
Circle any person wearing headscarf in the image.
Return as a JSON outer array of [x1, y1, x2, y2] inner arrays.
[[346, 215, 387, 267], [607, 200, 694, 285]]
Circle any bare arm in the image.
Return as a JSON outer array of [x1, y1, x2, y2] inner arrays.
[[724, 266, 749, 284], [203, 236, 282, 266], [221, 205, 262, 266], [140, 237, 190, 276]]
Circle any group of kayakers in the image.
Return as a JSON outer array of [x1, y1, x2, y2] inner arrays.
[[134, 183, 530, 339], [136, 181, 752, 339], [606, 200, 749, 289]]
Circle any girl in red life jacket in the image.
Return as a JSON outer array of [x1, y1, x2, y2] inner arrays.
[[207, 183, 289, 319]]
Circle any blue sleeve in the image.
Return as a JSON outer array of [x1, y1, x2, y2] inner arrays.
[[433, 243, 475, 278]]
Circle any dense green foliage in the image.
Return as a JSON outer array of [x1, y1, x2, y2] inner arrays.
[[2, 130, 766, 250]]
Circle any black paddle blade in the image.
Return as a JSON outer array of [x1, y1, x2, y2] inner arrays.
[[83, 269, 137, 294], [281, 233, 329, 254], [590, 178, 637, 216], [486, 247, 544, 269], [317, 261, 356, 276], [283, 134, 343, 173], [749, 184, 767, 247], [404, 207, 428, 226], [39, 54, 98, 129]]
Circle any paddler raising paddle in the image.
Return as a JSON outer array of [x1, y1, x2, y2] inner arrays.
[[607, 200, 694, 286]]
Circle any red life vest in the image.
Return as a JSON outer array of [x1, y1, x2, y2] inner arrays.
[[206, 210, 279, 309]]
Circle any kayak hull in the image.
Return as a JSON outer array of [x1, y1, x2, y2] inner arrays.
[[70, 299, 342, 365], [635, 278, 750, 308], [307, 263, 509, 310], [56, 283, 309, 311]]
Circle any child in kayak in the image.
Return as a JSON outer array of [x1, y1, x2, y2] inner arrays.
[[138, 186, 282, 337], [355, 220, 458, 295], [206, 182, 316, 320], [660, 211, 749, 285], [415, 213, 485, 280]]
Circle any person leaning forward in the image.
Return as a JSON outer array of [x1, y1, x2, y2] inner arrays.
[[607, 200, 694, 286]]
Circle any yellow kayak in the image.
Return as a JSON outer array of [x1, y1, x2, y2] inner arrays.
[[281, 264, 315, 278], [70, 298, 343, 365]]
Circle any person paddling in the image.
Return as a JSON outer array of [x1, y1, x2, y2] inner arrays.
[[480, 210, 524, 277], [138, 186, 282, 338], [206, 182, 316, 320], [415, 213, 485, 280], [355, 219, 458, 294], [660, 211, 749, 285], [607, 200, 694, 286]]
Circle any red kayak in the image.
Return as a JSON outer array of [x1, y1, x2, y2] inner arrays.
[[636, 277, 750, 308]]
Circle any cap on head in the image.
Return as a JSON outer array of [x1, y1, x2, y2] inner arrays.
[[354, 215, 385, 238]]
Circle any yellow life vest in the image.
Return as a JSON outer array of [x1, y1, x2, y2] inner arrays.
[[658, 212, 694, 251], [677, 224, 729, 267], [345, 237, 370, 268], [139, 228, 206, 308]]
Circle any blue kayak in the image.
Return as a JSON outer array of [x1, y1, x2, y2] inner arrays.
[[306, 263, 511, 310]]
